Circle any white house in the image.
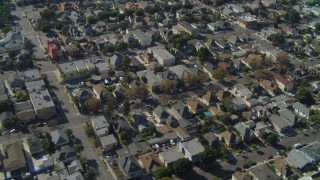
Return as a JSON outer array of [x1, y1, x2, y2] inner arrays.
[[292, 102, 310, 119], [148, 46, 175, 66], [178, 138, 204, 162]]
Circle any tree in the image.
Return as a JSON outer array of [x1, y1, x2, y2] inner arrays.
[[8, 51, 16, 59], [315, 22, 320, 32], [212, 68, 227, 81], [83, 169, 96, 180], [85, 98, 101, 113], [266, 133, 278, 144], [40, 9, 55, 20], [87, 16, 98, 24], [220, 147, 229, 159], [42, 133, 55, 154], [39, 22, 51, 32], [173, 158, 193, 177], [276, 51, 290, 67], [197, 48, 211, 63], [287, 8, 300, 24], [159, 80, 177, 94], [135, 8, 144, 16], [1, 26, 11, 33], [183, 73, 198, 88], [65, 129, 73, 138], [254, 69, 271, 80], [75, 144, 84, 153], [199, 147, 218, 167], [141, 125, 159, 138], [122, 101, 130, 116], [222, 97, 234, 113], [154, 166, 172, 179], [85, 122, 95, 138], [55, 23, 64, 30], [295, 87, 315, 105]]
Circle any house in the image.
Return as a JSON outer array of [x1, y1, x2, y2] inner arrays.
[[136, 70, 161, 92], [0, 140, 26, 173], [52, 146, 77, 164], [219, 131, 241, 147], [171, 102, 192, 119], [216, 90, 233, 101], [72, 88, 93, 107], [148, 46, 175, 66], [153, 105, 174, 124], [178, 138, 204, 162], [47, 39, 60, 59], [131, 30, 152, 46], [254, 122, 273, 139], [100, 134, 118, 152], [201, 91, 215, 106], [117, 155, 142, 179], [234, 84, 252, 100], [114, 117, 132, 133], [273, 74, 294, 92], [91, 116, 110, 137], [14, 100, 36, 122], [50, 130, 70, 148], [176, 21, 198, 36], [92, 83, 114, 102], [132, 113, 149, 132], [218, 62, 231, 71], [232, 171, 253, 180], [207, 21, 230, 32], [237, 15, 257, 29], [159, 147, 181, 167], [127, 141, 150, 156], [292, 102, 310, 119], [269, 114, 290, 134], [279, 108, 299, 126], [0, 111, 13, 129], [109, 54, 123, 69], [57, 59, 95, 81], [8, 73, 24, 90], [259, 79, 278, 97], [29, 90, 56, 120], [23, 69, 42, 82], [186, 99, 205, 114], [273, 158, 294, 179], [24, 136, 44, 155], [67, 159, 84, 174], [203, 132, 221, 148], [169, 65, 195, 82], [138, 151, 163, 173], [232, 97, 247, 111], [286, 149, 316, 171], [26, 79, 46, 93], [234, 123, 255, 143], [249, 164, 280, 180]]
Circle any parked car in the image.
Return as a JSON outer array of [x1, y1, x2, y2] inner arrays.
[[293, 143, 303, 149], [10, 129, 18, 133]]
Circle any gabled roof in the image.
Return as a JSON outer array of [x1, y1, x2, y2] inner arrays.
[[202, 91, 215, 105], [292, 102, 310, 117], [127, 141, 150, 155], [273, 158, 294, 178], [117, 155, 141, 175], [273, 74, 292, 85], [186, 99, 204, 113], [138, 151, 163, 172], [249, 164, 279, 180], [52, 146, 77, 162], [169, 65, 191, 79], [154, 105, 171, 120], [171, 102, 192, 119], [234, 123, 255, 139], [50, 130, 69, 146], [180, 138, 204, 156], [278, 109, 298, 126]]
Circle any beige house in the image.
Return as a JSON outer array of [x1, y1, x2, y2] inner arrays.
[[57, 59, 95, 81], [1, 140, 26, 172], [273, 74, 294, 92]]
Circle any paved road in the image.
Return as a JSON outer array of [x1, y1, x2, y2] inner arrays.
[[213, 129, 318, 178], [11, 5, 46, 59]]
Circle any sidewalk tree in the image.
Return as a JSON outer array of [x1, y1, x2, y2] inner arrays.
[[83, 169, 96, 180], [266, 133, 278, 144], [199, 147, 218, 167], [154, 166, 172, 179], [173, 158, 193, 177], [212, 67, 227, 81], [295, 86, 315, 105], [122, 101, 130, 116], [197, 47, 211, 63], [85, 98, 101, 113], [40, 9, 55, 21], [159, 80, 177, 94]]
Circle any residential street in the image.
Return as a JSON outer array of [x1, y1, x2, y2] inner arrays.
[[6, 5, 114, 180]]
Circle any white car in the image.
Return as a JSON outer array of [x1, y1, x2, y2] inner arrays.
[[10, 129, 18, 133], [293, 143, 303, 149]]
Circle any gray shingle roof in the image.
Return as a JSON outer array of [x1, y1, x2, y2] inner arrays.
[[50, 130, 69, 146], [293, 102, 310, 117], [117, 155, 141, 175]]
